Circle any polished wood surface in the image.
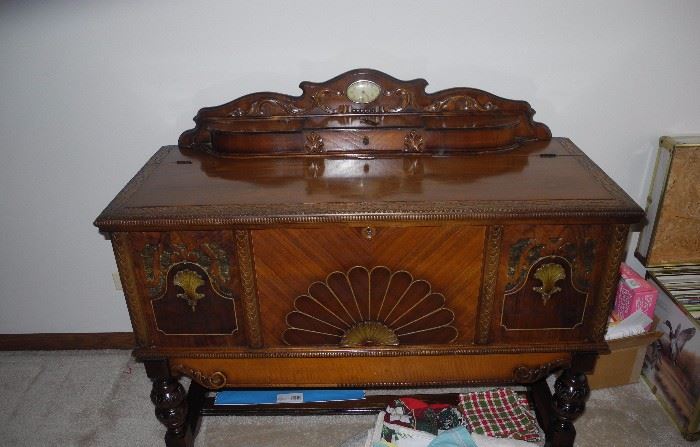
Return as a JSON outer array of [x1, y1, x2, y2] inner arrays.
[[95, 138, 640, 231], [95, 70, 645, 447]]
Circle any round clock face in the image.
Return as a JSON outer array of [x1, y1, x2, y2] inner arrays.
[[346, 80, 381, 104]]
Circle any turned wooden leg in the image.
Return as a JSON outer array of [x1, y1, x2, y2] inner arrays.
[[145, 359, 193, 447], [550, 368, 590, 447]]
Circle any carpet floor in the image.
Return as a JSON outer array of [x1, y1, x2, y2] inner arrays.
[[0, 350, 691, 446]]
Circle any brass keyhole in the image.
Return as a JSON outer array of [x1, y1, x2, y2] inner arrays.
[[362, 227, 376, 239], [362, 136, 370, 145]]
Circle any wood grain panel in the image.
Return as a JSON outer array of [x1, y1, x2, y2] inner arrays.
[[251, 225, 485, 346]]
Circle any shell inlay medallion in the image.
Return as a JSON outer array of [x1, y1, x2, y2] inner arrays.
[[283, 266, 458, 346], [340, 321, 399, 347]]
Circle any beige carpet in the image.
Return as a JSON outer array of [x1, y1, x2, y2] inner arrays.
[[0, 350, 692, 446]]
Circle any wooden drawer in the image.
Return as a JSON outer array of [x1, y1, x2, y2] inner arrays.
[[250, 225, 486, 347], [114, 231, 248, 348]]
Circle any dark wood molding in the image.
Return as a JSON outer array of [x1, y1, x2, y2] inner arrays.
[[0, 332, 135, 351]]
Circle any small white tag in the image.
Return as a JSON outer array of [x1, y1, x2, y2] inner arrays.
[[276, 392, 304, 403]]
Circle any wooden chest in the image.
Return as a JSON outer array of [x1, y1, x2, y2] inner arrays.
[[95, 70, 643, 446]]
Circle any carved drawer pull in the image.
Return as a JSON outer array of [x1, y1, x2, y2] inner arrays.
[[304, 131, 324, 153], [533, 263, 566, 305], [173, 269, 206, 312], [404, 130, 424, 152]]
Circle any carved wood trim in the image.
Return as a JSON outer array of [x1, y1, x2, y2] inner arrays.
[[591, 225, 629, 340], [304, 131, 324, 153], [95, 149, 644, 231], [235, 230, 264, 348], [476, 225, 503, 344], [111, 232, 151, 347], [330, 379, 523, 388], [513, 358, 571, 383], [134, 342, 608, 360], [172, 364, 227, 389], [140, 239, 234, 299], [403, 130, 425, 153], [98, 202, 643, 231]]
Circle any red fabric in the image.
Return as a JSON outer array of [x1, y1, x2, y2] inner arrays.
[[400, 397, 451, 411]]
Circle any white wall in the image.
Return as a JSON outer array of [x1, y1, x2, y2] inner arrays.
[[1, 1, 698, 333]]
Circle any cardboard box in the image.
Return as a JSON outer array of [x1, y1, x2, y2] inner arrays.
[[589, 330, 661, 390], [613, 263, 658, 330]]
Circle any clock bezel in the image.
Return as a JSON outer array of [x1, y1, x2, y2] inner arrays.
[[346, 79, 382, 104]]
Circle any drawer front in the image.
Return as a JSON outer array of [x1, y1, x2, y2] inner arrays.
[[488, 224, 612, 343], [251, 225, 486, 347], [113, 231, 247, 348]]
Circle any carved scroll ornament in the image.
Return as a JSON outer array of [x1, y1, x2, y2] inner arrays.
[[173, 365, 227, 389]]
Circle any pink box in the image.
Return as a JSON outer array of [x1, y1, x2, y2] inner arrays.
[[613, 263, 658, 329]]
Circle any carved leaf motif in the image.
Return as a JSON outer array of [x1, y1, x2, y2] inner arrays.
[[141, 242, 231, 298], [304, 132, 324, 153], [383, 88, 413, 112], [532, 263, 566, 305], [283, 266, 458, 346], [311, 89, 343, 113], [232, 98, 303, 117], [513, 358, 570, 383], [425, 95, 497, 112], [404, 130, 425, 153], [173, 269, 206, 312]]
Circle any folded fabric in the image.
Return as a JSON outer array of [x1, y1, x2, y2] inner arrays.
[[470, 433, 537, 447], [427, 426, 478, 447], [458, 389, 541, 443], [380, 421, 436, 447], [385, 397, 466, 435]]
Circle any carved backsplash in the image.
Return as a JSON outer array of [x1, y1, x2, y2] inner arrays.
[[178, 69, 550, 155]]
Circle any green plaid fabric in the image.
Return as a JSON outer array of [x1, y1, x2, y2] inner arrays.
[[458, 389, 541, 442]]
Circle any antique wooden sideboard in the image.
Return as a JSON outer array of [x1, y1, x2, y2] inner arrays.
[[95, 69, 644, 446]]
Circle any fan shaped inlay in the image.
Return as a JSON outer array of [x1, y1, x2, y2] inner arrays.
[[283, 266, 458, 346]]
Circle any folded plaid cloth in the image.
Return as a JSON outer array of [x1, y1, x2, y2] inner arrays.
[[457, 389, 541, 442]]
